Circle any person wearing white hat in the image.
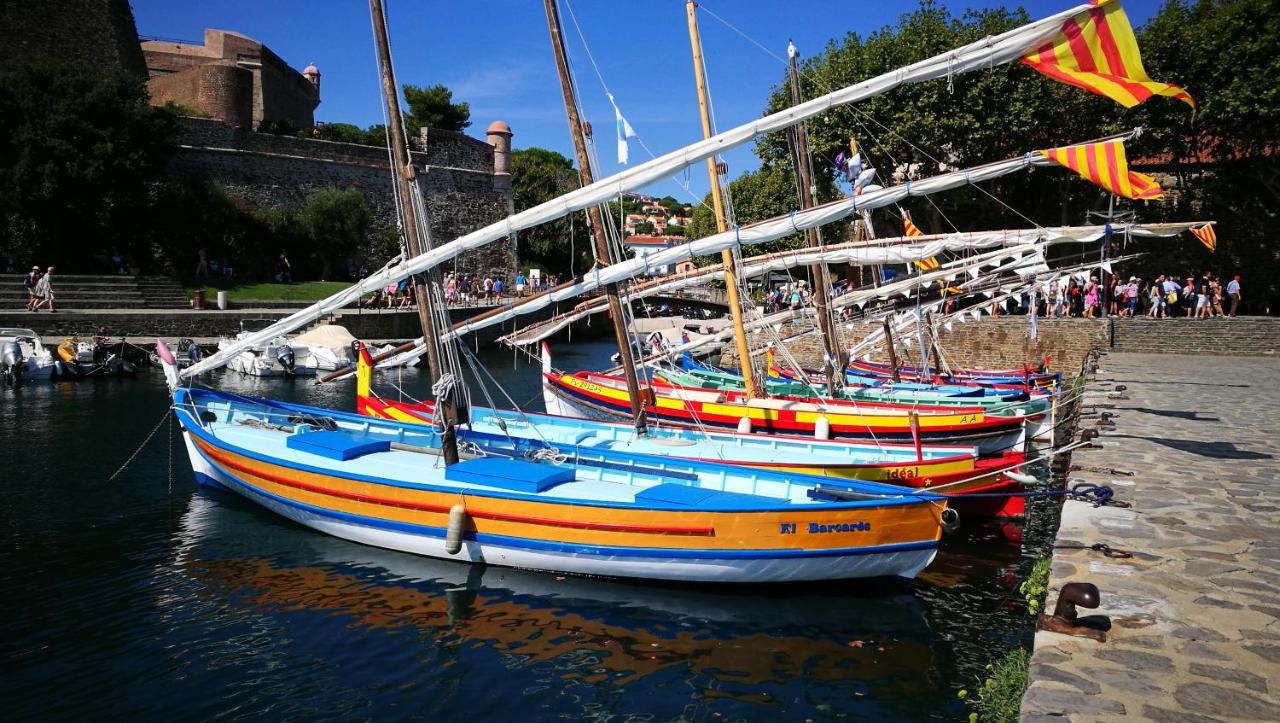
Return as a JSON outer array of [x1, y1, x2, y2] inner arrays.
[[34, 266, 55, 313], [1124, 277, 1139, 317], [24, 266, 41, 311]]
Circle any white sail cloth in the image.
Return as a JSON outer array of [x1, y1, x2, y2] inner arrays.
[[180, 0, 1106, 379]]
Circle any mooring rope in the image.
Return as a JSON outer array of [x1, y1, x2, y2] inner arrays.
[[108, 408, 173, 482]]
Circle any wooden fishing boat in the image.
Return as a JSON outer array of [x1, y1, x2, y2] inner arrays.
[[350, 346, 1028, 520], [658, 361, 1054, 442], [847, 358, 1062, 390], [167, 378, 947, 583], [543, 348, 1025, 455]]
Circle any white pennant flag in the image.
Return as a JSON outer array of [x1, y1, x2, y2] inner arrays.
[[945, 321, 954, 332], [608, 93, 638, 165]]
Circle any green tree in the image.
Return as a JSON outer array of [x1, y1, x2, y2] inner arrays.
[[403, 84, 471, 137], [1120, 0, 1280, 310], [633, 221, 655, 236], [666, 223, 686, 237], [300, 188, 370, 281], [0, 63, 178, 269], [687, 164, 816, 261], [510, 147, 593, 274]]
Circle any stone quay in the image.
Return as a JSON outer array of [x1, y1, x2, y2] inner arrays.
[[1021, 352, 1280, 721]]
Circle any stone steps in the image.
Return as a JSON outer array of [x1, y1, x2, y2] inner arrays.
[[1111, 318, 1280, 354], [1, 274, 191, 309]]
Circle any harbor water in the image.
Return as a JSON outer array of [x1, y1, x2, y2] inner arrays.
[[0, 341, 1053, 721]]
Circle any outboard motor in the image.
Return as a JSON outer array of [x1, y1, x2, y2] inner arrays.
[[274, 344, 297, 374], [2, 341, 24, 384]]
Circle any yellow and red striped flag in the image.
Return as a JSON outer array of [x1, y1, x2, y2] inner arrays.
[[1038, 140, 1163, 200], [1022, 0, 1194, 109], [1190, 224, 1217, 252], [903, 217, 940, 270]]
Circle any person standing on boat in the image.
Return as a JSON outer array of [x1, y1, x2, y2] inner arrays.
[[23, 266, 40, 311], [34, 266, 55, 312], [1227, 275, 1242, 317]]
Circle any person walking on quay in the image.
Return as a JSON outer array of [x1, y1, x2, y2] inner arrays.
[[34, 266, 55, 312], [1227, 275, 1242, 317], [1161, 275, 1180, 317], [515, 272, 526, 297], [1181, 277, 1196, 318], [195, 248, 210, 278], [1210, 278, 1225, 317], [23, 266, 41, 311], [1083, 277, 1099, 318], [1125, 277, 1139, 318], [1196, 283, 1213, 319]]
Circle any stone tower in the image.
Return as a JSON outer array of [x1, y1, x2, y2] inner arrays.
[[486, 120, 513, 193]]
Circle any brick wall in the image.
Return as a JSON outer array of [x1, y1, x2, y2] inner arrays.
[[719, 317, 1111, 375], [717, 315, 1277, 373], [148, 65, 253, 129], [165, 118, 515, 281]]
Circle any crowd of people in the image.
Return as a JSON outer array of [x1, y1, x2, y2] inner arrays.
[[1042, 271, 1243, 319], [361, 271, 561, 310], [22, 266, 56, 312]]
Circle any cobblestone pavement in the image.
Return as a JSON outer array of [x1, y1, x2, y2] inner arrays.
[[1022, 352, 1280, 722]]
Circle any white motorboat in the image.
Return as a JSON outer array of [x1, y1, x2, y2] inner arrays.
[[292, 325, 356, 371], [218, 319, 320, 377], [0, 328, 60, 384]]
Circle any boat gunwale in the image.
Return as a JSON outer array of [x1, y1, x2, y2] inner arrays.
[[174, 388, 938, 513]]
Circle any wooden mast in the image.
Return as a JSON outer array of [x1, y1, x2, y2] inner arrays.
[[543, 0, 649, 434], [368, 0, 460, 464], [881, 317, 901, 383], [785, 43, 842, 395], [685, 0, 759, 399]]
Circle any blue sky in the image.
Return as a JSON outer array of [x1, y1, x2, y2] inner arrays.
[[132, 0, 1165, 202]]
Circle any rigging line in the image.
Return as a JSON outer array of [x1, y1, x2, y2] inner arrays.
[[562, 0, 715, 216], [697, 0, 1044, 232]]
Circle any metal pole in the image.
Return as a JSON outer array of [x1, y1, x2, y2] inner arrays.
[[685, 0, 759, 399], [368, 0, 459, 464], [544, 0, 648, 434]]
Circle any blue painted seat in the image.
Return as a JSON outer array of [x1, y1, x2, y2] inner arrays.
[[444, 457, 575, 493], [635, 483, 778, 509], [286, 430, 390, 461]]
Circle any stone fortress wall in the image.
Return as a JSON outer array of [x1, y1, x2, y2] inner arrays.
[[166, 117, 517, 280], [0, 0, 148, 80], [0, 0, 517, 282]]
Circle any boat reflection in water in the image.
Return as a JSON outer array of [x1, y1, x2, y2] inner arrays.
[[173, 490, 960, 716]]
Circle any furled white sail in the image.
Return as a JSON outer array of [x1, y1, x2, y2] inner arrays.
[[497, 222, 1201, 346], [181, 0, 1109, 378]]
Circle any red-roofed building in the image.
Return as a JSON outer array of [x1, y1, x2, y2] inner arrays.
[[624, 235, 687, 276]]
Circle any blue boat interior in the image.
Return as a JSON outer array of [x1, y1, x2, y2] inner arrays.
[[175, 387, 929, 511]]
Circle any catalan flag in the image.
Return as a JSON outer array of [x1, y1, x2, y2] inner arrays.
[[903, 216, 940, 270], [1022, 0, 1194, 109], [1039, 140, 1163, 200], [1190, 223, 1217, 252]]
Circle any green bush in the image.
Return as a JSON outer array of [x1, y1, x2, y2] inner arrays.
[[1020, 558, 1051, 616], [958, 647, 1030, 723]]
